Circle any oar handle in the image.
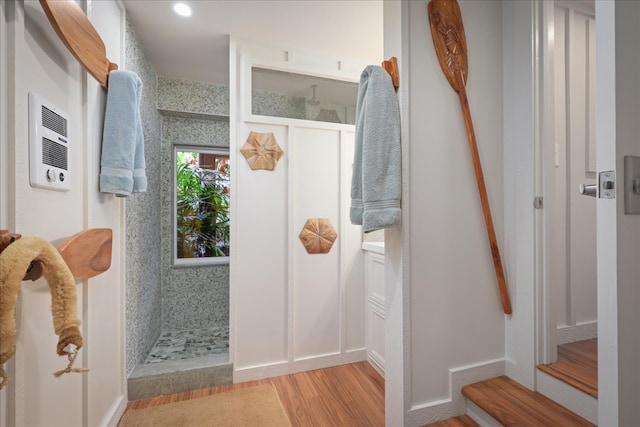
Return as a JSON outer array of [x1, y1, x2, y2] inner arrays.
[[456, 72, 512, 315]]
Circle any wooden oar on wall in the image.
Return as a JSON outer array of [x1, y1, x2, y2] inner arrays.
[[427, 0, 512, 315]]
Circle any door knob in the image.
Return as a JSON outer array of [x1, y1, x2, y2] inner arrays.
[[579, 183, 597, 197]]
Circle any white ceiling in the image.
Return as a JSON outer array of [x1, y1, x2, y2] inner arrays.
[[121, 0, 384, 85]]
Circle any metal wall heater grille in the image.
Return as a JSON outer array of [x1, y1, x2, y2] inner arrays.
[[41, 105, 67, 137], [28, 91, 71, 191], [42, 137, 68, 170]]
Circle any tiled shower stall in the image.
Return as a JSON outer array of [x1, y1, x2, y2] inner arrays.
[[122, 18, 337, 399], [123, 18, 231, 398]]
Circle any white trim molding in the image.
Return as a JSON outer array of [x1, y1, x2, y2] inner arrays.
[[406, 359, 505, 426], [557, 322, 597, 345], [232, 349, 367, 383]]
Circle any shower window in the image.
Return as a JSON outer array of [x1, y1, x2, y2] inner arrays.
[[251, 67, 358, 125], [174, 147, 230, 264]]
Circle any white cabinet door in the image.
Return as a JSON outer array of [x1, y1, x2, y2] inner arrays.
[[365, 250, 385, 377]]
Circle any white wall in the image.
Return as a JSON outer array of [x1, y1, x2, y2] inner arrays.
[[384, 1, 507, 425], [230, 41, 367, 382], [0, 1, 126, 425], [502, 0, 538, 390]]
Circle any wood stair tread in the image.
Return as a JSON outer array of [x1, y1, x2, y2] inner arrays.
[[537, 338, 598, 398], [537, 364, 598, 398], [423, 415, 480, 426], [462, 376, 595, 427]]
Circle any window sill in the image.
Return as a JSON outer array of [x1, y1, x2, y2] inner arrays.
[[172, 257, 230, 268]]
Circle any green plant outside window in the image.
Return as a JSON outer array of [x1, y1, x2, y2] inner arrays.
[[176, 150, 230, 260]]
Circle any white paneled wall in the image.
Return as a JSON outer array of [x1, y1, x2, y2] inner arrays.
[[234, 123, 290, 369], [292, 127, 342, 359], [231, 41, 367, 382], [1, 1, 126, 426]]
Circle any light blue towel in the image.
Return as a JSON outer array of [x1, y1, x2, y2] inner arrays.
[[350, 65, 401, 232], [100, 70, 147, 196]]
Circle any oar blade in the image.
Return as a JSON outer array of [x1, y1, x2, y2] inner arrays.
[[427, 0, 469, 93]]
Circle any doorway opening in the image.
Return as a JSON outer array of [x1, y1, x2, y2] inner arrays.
[[537, 0, 597, 398]]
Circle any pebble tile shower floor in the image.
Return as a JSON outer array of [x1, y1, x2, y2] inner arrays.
[[145, 326, 229, 363]]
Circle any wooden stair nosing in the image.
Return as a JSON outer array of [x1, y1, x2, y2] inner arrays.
[[536, 339, 598, 398], [537, 364, 598, 398], [461, 376, 595, 427]]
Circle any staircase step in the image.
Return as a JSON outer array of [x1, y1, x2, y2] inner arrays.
[[423, 415, 480, 426], [537, 338, 598, 398], [461, 376, 595, 427]]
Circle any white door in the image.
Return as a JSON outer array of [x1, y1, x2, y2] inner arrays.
[[550, 2, 597, 347], [595, 1, 640, 426], [538, 2, 640, 424]]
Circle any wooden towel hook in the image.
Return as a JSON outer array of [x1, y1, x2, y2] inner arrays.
[[381, 57, 400, 90], [0, 230, 45, 281], [59, 228, 113, 279], [0, 228, 113, 281], [39, 0, 118, 89]]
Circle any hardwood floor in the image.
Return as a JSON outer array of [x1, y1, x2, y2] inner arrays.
[[124, 341, 598, 426], [124, 361, 385, 426], [537, 338, 598, 398]]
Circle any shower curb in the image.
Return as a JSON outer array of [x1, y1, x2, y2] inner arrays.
[[128, 353, 232, 400]]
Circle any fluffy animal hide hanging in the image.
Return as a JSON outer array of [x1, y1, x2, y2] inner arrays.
[[0, 237, 87, 389]]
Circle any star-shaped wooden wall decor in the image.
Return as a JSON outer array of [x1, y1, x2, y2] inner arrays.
[[240, 131, 284, 171], [299, 218, 337, 254]]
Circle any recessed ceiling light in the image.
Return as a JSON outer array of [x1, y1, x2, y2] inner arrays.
[[173, 2, 192, 17]]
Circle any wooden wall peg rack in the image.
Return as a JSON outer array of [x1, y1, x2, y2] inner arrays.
[[39, 0, 118, 89], [382, 57, 399, 90], [0, 229, 113, 281]]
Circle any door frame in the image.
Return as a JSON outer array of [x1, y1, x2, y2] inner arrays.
[[593, 2, 619, 425], [531, 1, 599, 422], [534, 0, 558, 368], [535, 1, 625, 424], [535, 0, 599, 369]]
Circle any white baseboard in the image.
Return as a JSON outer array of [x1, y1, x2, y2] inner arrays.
[[232, 349, 367, 383], [405, 359, 505, 427], [557, 322, 597, 344], [367, 350, 385, 378], [105, 395, 127, 427]]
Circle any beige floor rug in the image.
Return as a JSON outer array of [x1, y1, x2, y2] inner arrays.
[[118, 384, 291, 427]]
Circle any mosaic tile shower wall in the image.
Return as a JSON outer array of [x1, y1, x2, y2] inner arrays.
[[158, 77, 231, 332], [125, 18, 163, 376]]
